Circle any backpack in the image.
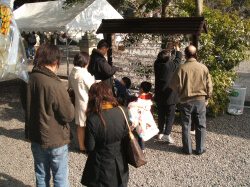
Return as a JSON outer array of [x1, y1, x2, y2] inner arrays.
[[28, 34, 36, 45]]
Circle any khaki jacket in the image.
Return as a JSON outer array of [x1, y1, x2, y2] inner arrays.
[[21, 66, 74, 148], [170, 58, 213, 104]]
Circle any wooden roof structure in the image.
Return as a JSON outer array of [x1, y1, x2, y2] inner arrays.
[[96, 17, 208, 64], [96, 17, 208, 35]]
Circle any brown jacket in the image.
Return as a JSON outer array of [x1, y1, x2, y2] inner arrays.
[[170, 58, 213, 104], [21, 66, 74, 148]]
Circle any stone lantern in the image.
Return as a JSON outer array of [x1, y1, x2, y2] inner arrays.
[[78, 31, 99, 54]]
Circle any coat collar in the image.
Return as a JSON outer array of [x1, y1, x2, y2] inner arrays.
[[185, 57, 198, 63], [91, 49, 104, 58], [32, 66, 61, 82]]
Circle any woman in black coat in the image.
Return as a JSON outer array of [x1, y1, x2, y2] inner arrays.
[[81, 81, 129, 187], [154, 42, 183, 143]]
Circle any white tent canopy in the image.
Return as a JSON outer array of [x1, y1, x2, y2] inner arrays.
[[13, 0, 123, 33]]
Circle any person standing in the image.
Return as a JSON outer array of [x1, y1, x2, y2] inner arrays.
[[34, 32, 40, 56], [20, 44, 74, 186], [26, 31, 36, 59], [88, 39, 118, 93], [154, 42, 183, 143], [170, 45, 213, 155], [81, 82, 129, 187], [68, 52, 95, 153]]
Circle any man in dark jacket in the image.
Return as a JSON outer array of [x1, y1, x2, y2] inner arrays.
[[154, 42, 183, 143], [26, 31, 36, 59], [88, 39, 118, 93], [20, 44, 74, 187]]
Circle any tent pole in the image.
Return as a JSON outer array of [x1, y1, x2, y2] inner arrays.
[[66, 38, 69, 77]]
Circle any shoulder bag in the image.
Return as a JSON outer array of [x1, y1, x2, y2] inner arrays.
[[67, 88, 75, 106], [118, 106, 147, 168]]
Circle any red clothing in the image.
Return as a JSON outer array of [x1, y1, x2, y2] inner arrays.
[[138, 93, 153, 113], [138, 93, 153, 101]]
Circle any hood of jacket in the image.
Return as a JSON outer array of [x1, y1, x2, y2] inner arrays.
[[32, 65, 61, 82], [70, 66, 88, 80], [91, 48, 104, 58]]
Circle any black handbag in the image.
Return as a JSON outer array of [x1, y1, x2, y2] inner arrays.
[[118, 106, 147, 168], [67, 88, 75, 106]]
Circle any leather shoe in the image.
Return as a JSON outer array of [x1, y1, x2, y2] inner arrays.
[[195, 149, 206, 155]]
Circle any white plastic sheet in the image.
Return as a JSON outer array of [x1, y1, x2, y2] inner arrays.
[[0, 3, 28, 82]]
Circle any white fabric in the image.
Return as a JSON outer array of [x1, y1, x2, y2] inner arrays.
[[68, 67, 95, 126], [35, 34, 40, 46], [1, 0, 14, 8], [128, 99, 159, 141], [13, 0, 123, 33]]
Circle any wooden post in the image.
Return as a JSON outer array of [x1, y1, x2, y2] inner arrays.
[[104, 33, 112, 66], [192, 34, 198, 50]]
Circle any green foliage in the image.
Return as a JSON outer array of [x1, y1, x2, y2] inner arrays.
[[178, 0, 250, 117], [61, 0, 86, 9]]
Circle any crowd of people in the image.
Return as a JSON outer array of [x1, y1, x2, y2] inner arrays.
[[20, 39, 213, 186], [21, 31, 58, 60]]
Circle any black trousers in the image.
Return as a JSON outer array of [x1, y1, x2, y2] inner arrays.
[[157, 104, 176, 135]]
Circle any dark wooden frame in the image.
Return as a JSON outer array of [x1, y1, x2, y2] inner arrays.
[[96, 17, 208, 64]]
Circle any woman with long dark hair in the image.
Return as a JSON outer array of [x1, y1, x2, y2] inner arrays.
[[81, 82, 129, 187]]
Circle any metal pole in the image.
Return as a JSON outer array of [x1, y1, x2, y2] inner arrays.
[[66, 38, 69, 76]]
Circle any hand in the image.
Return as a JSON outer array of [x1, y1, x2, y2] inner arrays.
[[166, 42, 173, 51], [113, 75, 116, 79], [175, 42, 180, 51], [205, 100, 209, 106]]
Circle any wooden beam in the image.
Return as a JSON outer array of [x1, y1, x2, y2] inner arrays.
[[104, 33, 113, 66], [192, 34, 199, 51]]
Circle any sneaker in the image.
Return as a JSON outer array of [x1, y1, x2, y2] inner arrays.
[[158, 133, 164, 140], [162, 135, 175, 144], [190, 130, 195, 135]]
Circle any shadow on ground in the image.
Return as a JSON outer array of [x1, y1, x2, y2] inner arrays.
[[1, 79, 249, 153], [145, 138, 185, 155], [0, 127, 25, 141], [0, 79, 25, 123], [0, 173, 32, 187]]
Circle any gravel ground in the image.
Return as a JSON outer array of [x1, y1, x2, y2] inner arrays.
[[0, 79, 249, 187]]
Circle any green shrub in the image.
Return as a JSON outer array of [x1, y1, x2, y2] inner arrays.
[[178, 1, 250, 117]]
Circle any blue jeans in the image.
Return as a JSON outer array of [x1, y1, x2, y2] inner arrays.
[[31, 143, 70, 187], [27, 45, 35, 57]]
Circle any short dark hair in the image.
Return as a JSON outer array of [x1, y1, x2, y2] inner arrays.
[[140, 81, 152, 93], [185, 46, 197, 58], [97, 39, 109, 49], [33, 44, 61, 67], [73, 52, 90, 67], [155, 50, 170, 64], [117, 93, 138, 107], [122, 77, 131, 89]]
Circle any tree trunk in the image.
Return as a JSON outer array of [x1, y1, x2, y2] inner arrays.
[[107, 0, 125, 10], [196, 0, 203, 16], [161, 0, 171, 18]]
